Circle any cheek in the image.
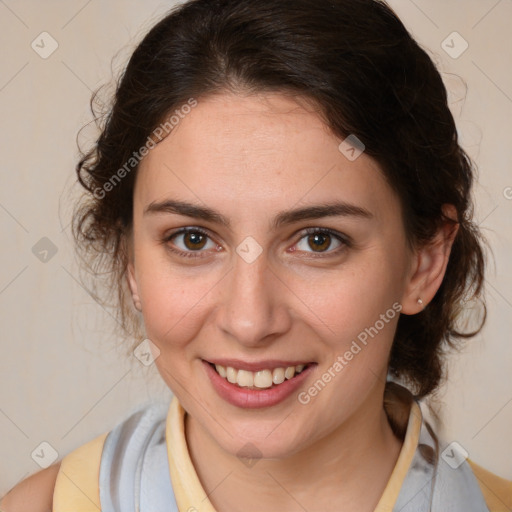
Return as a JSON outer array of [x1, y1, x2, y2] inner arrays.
[[135, 250, 220, 349], [290, 250, 404, 344], [298, 278, 401, 423]]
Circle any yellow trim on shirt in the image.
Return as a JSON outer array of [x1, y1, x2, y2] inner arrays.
[[51, 395, 512, 512], [52, 431, 107, 512], [167, 395, 217, 512], [467, 459, 512, 512], [373, 400, 423, 511], [166, 396, 423, 512]]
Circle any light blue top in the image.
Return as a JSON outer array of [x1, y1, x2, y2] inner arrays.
[[98, 400, 490, 511]]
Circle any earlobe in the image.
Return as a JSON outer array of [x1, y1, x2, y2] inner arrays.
[[124, 232, 142, 312], [401, 205, 459, 315]]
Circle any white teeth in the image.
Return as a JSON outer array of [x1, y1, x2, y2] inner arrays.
[[272, 367, 285, 385], [237, 369, 254, 387], [254, 369, 273, 389], [226, 366, 238, 384], [284, 366, 295, 380], [215, 364, 227, 378], [213, 363, 307, 388]]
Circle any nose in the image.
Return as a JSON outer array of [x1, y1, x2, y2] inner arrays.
[[216, 248, 292, 348]]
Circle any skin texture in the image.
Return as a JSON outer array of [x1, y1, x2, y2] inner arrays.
[[119, 91, 458, 512], [0, 462, 59, 511], [1, 92, 458, 511]]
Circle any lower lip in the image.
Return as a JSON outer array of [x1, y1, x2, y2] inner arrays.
[[203, 361, 315, 409]]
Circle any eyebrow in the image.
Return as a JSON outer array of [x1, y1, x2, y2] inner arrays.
[[144, 199, 373, 229]]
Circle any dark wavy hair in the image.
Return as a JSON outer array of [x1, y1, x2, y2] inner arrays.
[[73, 0, 486, 399]]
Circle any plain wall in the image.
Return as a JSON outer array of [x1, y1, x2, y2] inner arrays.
[[1, 0, 511, 495]]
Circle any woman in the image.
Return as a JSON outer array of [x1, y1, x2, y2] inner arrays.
[[2, 0, 511, 510]]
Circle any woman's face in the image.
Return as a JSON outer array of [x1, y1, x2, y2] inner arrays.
[[128, 92, 417, 458]]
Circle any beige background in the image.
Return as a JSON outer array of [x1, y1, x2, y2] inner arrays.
[[1, 0, 511, 495]]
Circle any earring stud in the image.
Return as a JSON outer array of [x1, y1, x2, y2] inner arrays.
[[417, 298, 423, 305]]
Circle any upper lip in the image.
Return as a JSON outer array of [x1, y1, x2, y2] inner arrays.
[[204, 358, 314, 372]]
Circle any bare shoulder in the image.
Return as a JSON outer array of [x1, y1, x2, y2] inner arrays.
[[0, 462, 61, 512]]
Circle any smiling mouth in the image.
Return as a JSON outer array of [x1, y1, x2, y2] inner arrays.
[[207, 362, 312, 389]]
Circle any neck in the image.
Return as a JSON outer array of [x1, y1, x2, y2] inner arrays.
[[185, 389, 404, 512]]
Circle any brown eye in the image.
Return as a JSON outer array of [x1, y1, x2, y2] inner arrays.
[[166, 228, 218, 255], [183, 231, 207, 250], [295, 229, 347, 255], [307, 233, 331, 252]]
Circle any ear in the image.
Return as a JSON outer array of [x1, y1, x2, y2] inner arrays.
[[127, 261, 142, 312], [400, 204, 459, 315], [124, 234, 142, 312]]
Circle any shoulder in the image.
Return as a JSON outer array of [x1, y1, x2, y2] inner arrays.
[[0, 462, 61, 512], [1, 401, 172, 512], [0, 428, 109, 512], [57, 401, 169, 510], [467, 459, 512, 511]]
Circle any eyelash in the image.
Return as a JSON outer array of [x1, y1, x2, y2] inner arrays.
[[161, 227, 217, 259], [161, 226, 351, 259]]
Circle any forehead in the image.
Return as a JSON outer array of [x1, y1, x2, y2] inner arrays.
[[135, 92, 399, 225]]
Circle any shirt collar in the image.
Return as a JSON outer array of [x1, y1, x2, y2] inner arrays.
[[166, 389, 422, 512]]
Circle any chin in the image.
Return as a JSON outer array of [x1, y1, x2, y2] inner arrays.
[[215, 424, 307, 462]]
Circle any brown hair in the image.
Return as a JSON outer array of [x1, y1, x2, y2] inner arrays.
[[73, 0, 486, 399]]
